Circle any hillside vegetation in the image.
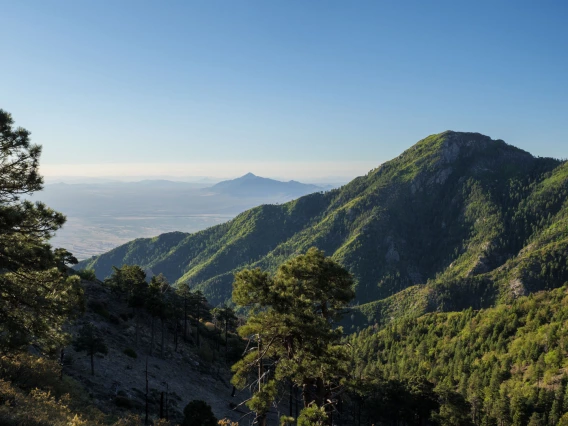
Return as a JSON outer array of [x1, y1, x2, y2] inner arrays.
[[348, 285, 568, 425], [80, 132, 568, 324]]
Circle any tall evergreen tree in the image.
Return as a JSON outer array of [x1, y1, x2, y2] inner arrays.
[[175, 282, 192, 341], [146, 274, 170, 357], [232, 247, 355, 425], [0, 109, 83, 353], [190, 290, 208, 347], [106, 265, 148, 346], [211, 305, 237, 363], [73, 322, 108, 375]]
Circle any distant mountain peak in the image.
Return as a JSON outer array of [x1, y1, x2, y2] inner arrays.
[[208, 173, 323, 198]]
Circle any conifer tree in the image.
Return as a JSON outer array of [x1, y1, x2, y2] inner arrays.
[[146, 274, 170, 357], [175, 282, 192, 341], [231, 247, 355, 425], [73, 322, 108, 375], [0, 109, 83, 353], [211, 305, 237, 363], [190, 290, 208, 347], [182, 400, 217, 426], [106, 265, 148, 346]]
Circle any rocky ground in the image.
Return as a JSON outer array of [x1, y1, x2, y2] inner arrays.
[[63, 280, 250, 425]]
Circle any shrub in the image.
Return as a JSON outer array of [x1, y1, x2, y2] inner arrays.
[[123, 348, 137, 359], [76, 269, 97, 281], [198, 341, 214, 363], [88, 300, 110, 319], [114, 396, 132, 409], [183, 400, 217, 426], [112, 414, 143, 425], [298, 404, 328, 426]]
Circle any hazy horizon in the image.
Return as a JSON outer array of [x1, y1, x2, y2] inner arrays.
[[40, 161, 375, 184], [3, 1, 567, 177]]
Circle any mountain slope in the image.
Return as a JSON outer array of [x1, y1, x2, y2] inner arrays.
[[207, 172, 324, 197], [348, 159, 568, 329], [78, 131, 566, 311], [348, 284, 568, 425]]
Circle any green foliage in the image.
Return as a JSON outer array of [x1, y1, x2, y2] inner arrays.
[[88, 299, 110, 319], [348, 285, 568, 424], [123, 347, 137, 358], [76, 269, 97, 281], [0, 109, 83, 353], [349, 377, 440, 425], [297, 404, 328, 426], [73, 323, 108, 375], [232, 248, 354, 419], [182, 400, 217, 426], [0, 353, 107, 425], [114, 395, 132, 409]]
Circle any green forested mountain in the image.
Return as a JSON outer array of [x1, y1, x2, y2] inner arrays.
[[348, 285, 568, 425], [78, 131, 568, 319]]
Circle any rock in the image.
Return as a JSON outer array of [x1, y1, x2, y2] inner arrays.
[[385, 243, 400, 263], [509, 278, 526, 298], [442, 141, 460, 163], [434, 167, 453, 185]]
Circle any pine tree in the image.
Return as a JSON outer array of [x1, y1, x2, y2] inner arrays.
[[146, 274, 170, 357], [190, 290, 208, 347], [211, 305, 237, 364], [527, 412, 544, 426], [232, 247, 355, 425], [73, 322, 108, 375], [182, 400, 217, 426], [107, 265, 148, 346], [175, 282, 192, 341], [0, 109, 83, 353]]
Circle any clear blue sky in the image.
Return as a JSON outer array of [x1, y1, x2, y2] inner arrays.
[[2, 1, 567, 180]]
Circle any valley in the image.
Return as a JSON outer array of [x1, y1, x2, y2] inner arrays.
[[33, 175, 335, 260]]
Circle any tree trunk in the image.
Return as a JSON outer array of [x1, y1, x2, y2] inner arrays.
[[258, 336, 263, 392], [135, 311, 140, 347], [59, 348, 65, 380], [150, 316, 155, 355], [295, 386, 299, 419], [315, 377, 325, 407], [258, 414, 267, 426], [183, 298, 187, 340], [160, 318, 165, 358], [160, 391, 164, 419], [303, 380, 311, 408], [174, 320, 178, 352], [165, 384, 169, 421], [145, 357, 149, 425], [257, 335, 266, 426], [289, 382, 294, 418], [90, 352, 95, 376], [196, 303, 200, 347], [225, 320, 229, 364]]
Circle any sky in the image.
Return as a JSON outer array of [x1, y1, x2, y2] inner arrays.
[[2, 0, 567, 181]]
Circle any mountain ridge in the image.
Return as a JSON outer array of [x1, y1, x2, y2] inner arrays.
[[78, 131, 567, 323], [206, 172, 327, 197]]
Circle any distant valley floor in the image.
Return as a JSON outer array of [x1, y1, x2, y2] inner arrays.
[[54, 214, 233, 260]]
